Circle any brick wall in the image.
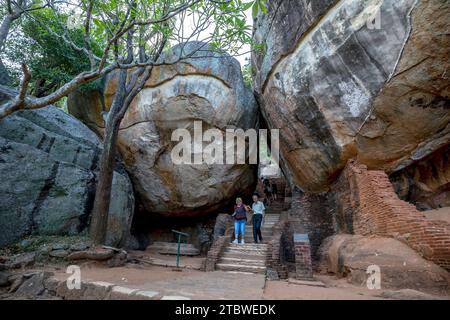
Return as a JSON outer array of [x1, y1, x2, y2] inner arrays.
[[339, 161, 450, 271], [204, 234, 231, 271], [294, 234, 313, 280], [267, 217, 289, 279], [205, 215, 233, 271], [288, 187, 335, 264]]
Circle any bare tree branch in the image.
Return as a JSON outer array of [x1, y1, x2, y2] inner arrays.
[[0, 63, 31, 117], [83, 0, 96, 69]]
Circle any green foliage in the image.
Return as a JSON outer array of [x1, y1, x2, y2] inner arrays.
[[29, 9, 103, 90], [2, 8, 102, 96], [242, 62, 253, 88], [250, 0, 266, 18], [2, 0, 262, 100]]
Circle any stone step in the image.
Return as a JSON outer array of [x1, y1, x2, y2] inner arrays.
[[147, 242, 200, 256], [216, 263, 267, 274], [247, 222, 276, 225], [243, 232, 273, 236], [225, 247, 267, 254], [229, 238, 272, 245], [219, 257, 266, 266], [244, 229, 273, 237], [250, 222, 277, 225], [243, 230, 273, 235], [224, 249, 267, 257], [242, 234, 273, 239], [228, 242, 268, 248], [221, 252, 268, 260], [242, 238, 272, 244], [243, 228, 273, 234], [243, 230, 273, 234], [247, 222, 277, 225]]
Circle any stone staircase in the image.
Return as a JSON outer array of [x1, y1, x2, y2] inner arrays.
[[216, 201, 283, 274]]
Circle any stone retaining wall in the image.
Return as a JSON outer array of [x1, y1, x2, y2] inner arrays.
[[338, 161, 450, 271], [204, 233, 232, 271]]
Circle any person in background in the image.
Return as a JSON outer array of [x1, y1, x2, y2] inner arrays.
[[271, 181, 278, 201], [256, 176, 267, 205], [263, 179, 272, 206], [251, 193, 265, 244], [232, 197, 249, 244]]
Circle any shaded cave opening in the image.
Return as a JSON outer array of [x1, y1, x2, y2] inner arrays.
[[128, 172, 259, 255]]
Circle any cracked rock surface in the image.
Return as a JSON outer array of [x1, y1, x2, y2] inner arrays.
[[252, 0, 449, 198], [69, 42, 258, 218], [0, 105, 134, 247]]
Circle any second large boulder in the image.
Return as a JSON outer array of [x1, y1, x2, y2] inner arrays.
[[69, 42, 258, 218]]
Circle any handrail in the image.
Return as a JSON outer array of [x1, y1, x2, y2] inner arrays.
[[171, 229, 189, 237], [172, 229, 190, 268]]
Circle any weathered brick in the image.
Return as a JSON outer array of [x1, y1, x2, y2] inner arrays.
[[333, 161, 450, 271]]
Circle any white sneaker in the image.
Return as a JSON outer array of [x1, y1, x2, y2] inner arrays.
[[232, 239, 238, 244], [241, 240, 245, 244]]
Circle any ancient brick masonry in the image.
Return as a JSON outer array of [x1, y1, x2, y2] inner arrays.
[[267, 218, 289, 279], [288, 188, 335, 263], [344, 161, 450, 271], [204, 234, 231, 271], [294, 234, 313, 280]]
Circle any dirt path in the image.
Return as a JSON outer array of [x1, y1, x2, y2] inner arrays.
[[53, 264, 266, 300], [28, 263, 450, 300], [263, 276, 383, 300]]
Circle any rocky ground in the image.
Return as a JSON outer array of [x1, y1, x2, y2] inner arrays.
[[1, 239, 450, 301], [2, 261, 449, 300], [425, 207, 450, 224]]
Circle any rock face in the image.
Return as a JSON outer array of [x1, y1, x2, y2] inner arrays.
[[318, 234, 450, 295], [390, 145, 450, 210], [68, 42, 258, 218], [0, 61, 11, 86], [252, 0, 450, 195], [0, 106, 134, 247]]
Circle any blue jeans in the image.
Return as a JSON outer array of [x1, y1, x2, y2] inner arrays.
[[234, 219, 246, 240], [252, 214, 263, 242]]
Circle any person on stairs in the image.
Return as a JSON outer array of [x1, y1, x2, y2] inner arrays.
[[263, 178, 272, 206], [251, 193, 265, 244], [232, 197, 249, 244], [271, 181, 278, 201]]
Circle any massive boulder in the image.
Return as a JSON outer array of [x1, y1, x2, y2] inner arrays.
[[252, 0, 450, 201], [318, 234, 450, 295], [0, 106, 134, 247], [390, 144, 450, 210], [68, 42, 258, 218], [0, 61, 11, 86]]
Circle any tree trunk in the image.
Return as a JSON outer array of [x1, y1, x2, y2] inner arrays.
[[0, 15, 13, 53], [88, 117, 121, 245], [89, 70, 128, 245]]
